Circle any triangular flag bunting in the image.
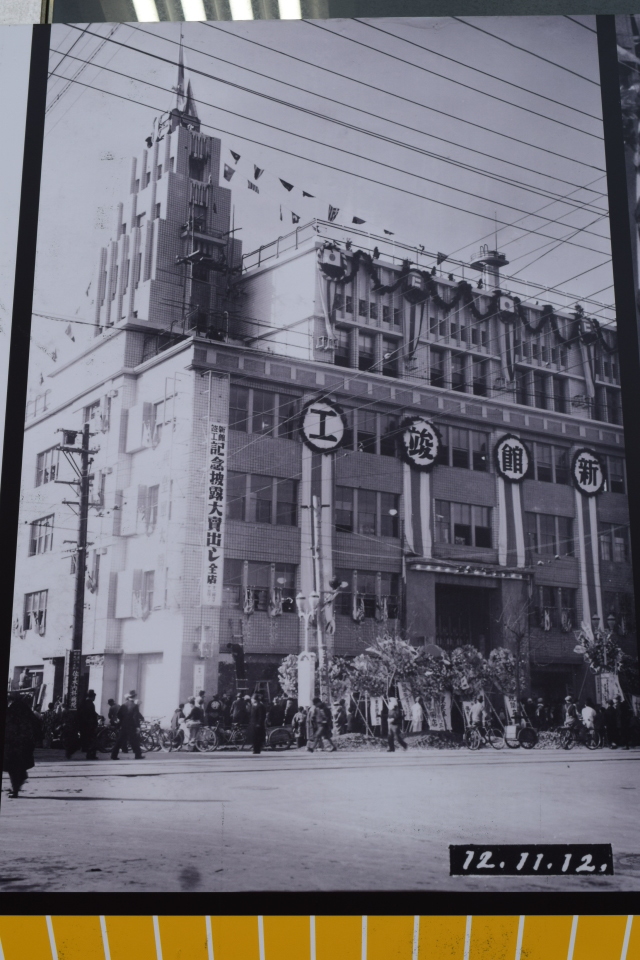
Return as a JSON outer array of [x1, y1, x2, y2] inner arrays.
[[292, 212, 300, 224], [248, 180, 259, 193], [328, 205, 339, 222], [303, 191, 314, 198], [223, 164, 235, 181], [436, 252, 448, 265], [254, 165, 264, 180], [280, 179, 294, 191], [280, 205, 283, 221], [65, 324, 76, 342], [230, 150, 241, 163], [383, 229, 395, 235], [352, 216, 366, 225]]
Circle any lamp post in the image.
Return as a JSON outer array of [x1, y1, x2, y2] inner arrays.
[[296, 591, 319, 707]]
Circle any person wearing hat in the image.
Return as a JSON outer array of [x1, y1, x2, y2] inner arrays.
[[248, 692, 267, 754], [3, 692, 39, 797], [111, 690, 145, 760], [77, 689, 100, 760], [563, 695, 578, 729], [533, 698, 547, 731], [614, 693, 632, 749], [387, 697, 408, 753]]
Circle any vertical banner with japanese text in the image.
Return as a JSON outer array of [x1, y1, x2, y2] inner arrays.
[[203, 422, 228, 606]]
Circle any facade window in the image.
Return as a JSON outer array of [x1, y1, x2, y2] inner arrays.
[[382, 338, 399, 377], [156, 165, 162, 180], [188, 156, 206, 180], [277, 395, 299, 440], [357, 411, 377, 453], [334, 569, 399, 619], [472, 357, 487, 397], [380, 493, 400, 537], [23, 590, 47, 634], [335, 488, 399, 538], [335, 487, 354, 533], [155, 202, 161, 220], [603, 591, 635, 633], [552, 376, 567, 413], [229, 385, 249, 431], [226, 471, 246, 520], [357, 570, 378, 619], [451, 354, 466, 392], [246, 561, 270, 612], [142, 571, 155, 612], [345, 295, 353, 314], [439, 427, 489, 472], [369, 302, 378, 321], [229, 386, 299, 440], [599, 523, 629, 563], [334, 567, 352, 615], [358, 333, 375, 371], [533, 371, 547, 409], [29, 515, 54, 556], [152, 396, 174, 443], [380, 572, 400, 619], [380, 414, 399, 457], [434, 500, 492, 548], [594, 386, 622, 425], [532, 586, 576, 630], [606, 456, 626, 494], [147, 485, 159, 530], [358, 299, 368, 318], [35, 446, 59, 487], [226, 474, 298, 527], [83, 400, 101, 424], [533, 444, 569, 484], [251, 390, 275, 436], [430, 348, 445, 388], [222, 558, 243, 606], [274, 563, 296, 613], [334, 328, 350, 368], [515, 367, 529, 406], [525, 513, 574, 560]]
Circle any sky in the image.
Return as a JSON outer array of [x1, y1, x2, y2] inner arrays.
[[30, 15, 613, 383]]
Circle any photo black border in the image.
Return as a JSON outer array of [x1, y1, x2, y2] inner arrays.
[[0, 16, 638, 917]]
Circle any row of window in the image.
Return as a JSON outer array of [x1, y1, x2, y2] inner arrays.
[[434, 501, 492, 548], [226, 474, 298, 527], [335, 489, 399, 538]]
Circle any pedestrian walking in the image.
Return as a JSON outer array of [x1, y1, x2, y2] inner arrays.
[[107, 698, 120, 725], [581, 697, 597, 732], [292, 706, 307, 747], [534, 698, 548, 731], [183, 696, 204, 750], [614, 694, 632, 749], [284, 698, 297, 726], [77, 689, 100, 759], [111, 690, 145, 760], [3, 692, 39, 798], [387, 698, 408, 752], [604, 699, 617, 745], [249, 693, 267, 754], [307, 698, 337, 752], [230, 693, 246, 725]]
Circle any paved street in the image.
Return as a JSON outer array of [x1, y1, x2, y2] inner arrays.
[[0, 748, 638, 892]]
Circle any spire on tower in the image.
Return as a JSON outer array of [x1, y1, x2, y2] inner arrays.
[[169, 31, 200, 132]]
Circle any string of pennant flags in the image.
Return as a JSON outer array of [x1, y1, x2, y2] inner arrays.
[[221, 146, 400, 238]]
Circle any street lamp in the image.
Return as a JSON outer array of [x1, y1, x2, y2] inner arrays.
[[607, 613, 616, 634]]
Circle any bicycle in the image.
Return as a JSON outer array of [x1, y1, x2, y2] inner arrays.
[[559, 722, 600, 750], [504, 722, 539, 750], [195, 723, 247, 752], [139, 720, 163, 752], [465, 723, 505, 750]]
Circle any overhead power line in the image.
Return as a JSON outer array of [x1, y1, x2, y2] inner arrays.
[[353, 18, 602, 124], [53, 39, 606, 225], [563, 16, 598, 35], [452, 17, 601, 86], [129, 22, 607, 201], [308, 20, 603, 141]]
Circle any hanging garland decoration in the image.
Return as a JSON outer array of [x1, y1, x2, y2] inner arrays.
[[319, 245, 618, 355]]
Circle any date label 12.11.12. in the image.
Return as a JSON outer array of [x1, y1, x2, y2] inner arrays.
[[450, 844, 614, 876]]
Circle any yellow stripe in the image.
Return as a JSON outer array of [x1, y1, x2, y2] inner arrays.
[[417, 916, 467, 959], [0, 916, 637, 958], [50, 917, 104, 960], [102, 916, 157, 960], [208, 916, 260, 960], [572, 916, 630, 960], [0, 917, 52, 960], [157, 916, 210, 960]]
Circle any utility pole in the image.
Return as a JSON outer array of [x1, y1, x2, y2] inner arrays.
[[311, 495, 327, 699], [57, 422, 95, 711]]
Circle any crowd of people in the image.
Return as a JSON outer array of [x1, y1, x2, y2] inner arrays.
[[3, 683, 639, 797]]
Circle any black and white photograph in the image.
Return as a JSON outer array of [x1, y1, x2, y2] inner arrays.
[[1, 14, 640, 894]]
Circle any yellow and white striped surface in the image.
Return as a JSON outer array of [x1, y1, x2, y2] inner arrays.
[[0, 915, 636, 960]]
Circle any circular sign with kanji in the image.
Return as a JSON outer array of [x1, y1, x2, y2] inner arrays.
[[399, 416, 442, 472], [494, 433, 531, 483], [299, 397, 347, 454], [571, 447, 605, 496]]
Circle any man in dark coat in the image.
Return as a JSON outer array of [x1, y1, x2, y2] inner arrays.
[[387, 698, 408, 752], [111, 690, 145, 760], [249, 693, 267, 754], [614, 694, 632, 749], [77, 689, 100, 760], [3, 693, 38, 797]]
